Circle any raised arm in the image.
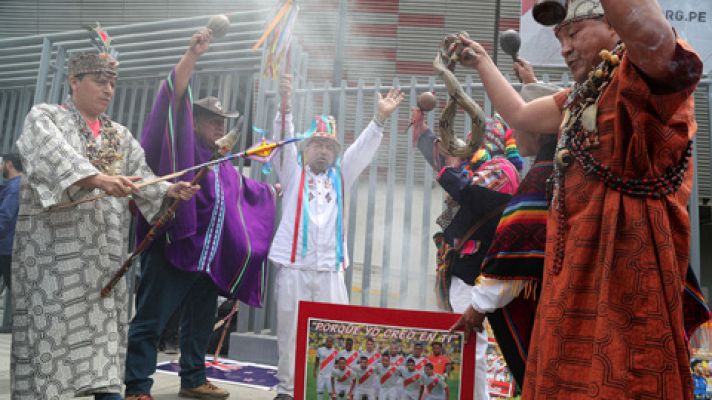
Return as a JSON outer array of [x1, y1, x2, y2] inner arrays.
[[341, 89, 404, 187], [599, 0, 675, 82], [458, 36, 563, 135], [271, 74, 297, 182], [173, 28, 213, 103]]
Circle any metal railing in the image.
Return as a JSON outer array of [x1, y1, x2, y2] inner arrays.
[[0, 9, 274, 153], [0, 16, 709, 337]]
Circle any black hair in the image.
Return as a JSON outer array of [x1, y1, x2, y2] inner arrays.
[[2, 153, 23, 172], [425, 363, 434, 369]]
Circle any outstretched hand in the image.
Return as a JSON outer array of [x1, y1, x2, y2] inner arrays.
[[449, 305, 486, 343], [189, 27, 213, 57], [79, 174, 141, 198], [376, 88, 406, 122]]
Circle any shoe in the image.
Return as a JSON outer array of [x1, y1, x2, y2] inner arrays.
[[179, 381, 229, 399], [273, 395, 294, 400], [125, 395, 153, 400]]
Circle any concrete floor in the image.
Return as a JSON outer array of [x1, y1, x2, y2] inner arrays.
[[0, 333, 275, 400]]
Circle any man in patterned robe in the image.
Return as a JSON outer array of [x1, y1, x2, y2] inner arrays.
[[11, 49, 198, 400], [452, 0, 711, 398]]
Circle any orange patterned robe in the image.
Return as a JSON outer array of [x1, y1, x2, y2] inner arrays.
[[523, 39, 704, 399]]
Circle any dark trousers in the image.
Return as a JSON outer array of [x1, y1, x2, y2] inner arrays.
[[124, 242, 219, 394], [0, 255, 12, 332], [159, 307, 181, 350], [0, 255, 10, 290]]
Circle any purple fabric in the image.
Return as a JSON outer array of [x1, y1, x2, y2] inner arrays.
[[137, 69, 276, 306], [156, 359, 278, 389]]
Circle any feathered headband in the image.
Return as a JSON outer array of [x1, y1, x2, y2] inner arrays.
[[68, 23, 120, 77]]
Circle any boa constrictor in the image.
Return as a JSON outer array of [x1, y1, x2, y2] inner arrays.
[[433, 32, 489, 158]]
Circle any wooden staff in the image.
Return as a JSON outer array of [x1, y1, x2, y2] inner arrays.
[[100, 135, 299, 297], [100, 167, 208, 298], [212, 300, 240, 363], [50, 170, 189, 212], [49, 138, 297, 213]]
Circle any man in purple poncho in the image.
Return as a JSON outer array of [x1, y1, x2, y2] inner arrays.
[[124, 28, 277, 400]]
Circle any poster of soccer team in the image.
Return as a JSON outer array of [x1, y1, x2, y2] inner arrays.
[[294, 302, 515, 400]]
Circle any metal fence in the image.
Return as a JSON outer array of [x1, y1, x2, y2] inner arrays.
[[0, 10, 273, 152], [0, 15, 710, 337]]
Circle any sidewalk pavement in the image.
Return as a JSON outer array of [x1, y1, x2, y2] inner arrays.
[[0, 333, 275, 400]]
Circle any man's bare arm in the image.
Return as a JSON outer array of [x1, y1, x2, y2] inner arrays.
[[600, 0, 676, 82]]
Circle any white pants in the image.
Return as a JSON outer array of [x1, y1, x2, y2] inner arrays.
[[379, 386, 401, 400], [317, 373, 333, 395], [275, 265, 349, 396], [400, 390, 419, 400], [333, 383, 351, 398], [450, 276, 491, 400], [352, 387, 376, 400]]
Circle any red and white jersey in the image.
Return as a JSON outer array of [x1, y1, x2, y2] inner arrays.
[[353, 366, 377, 388], [410, 355, 428, 371], [360, 350, 381, 368], [399, 367, 423, 397], [421, 373, 447, 397], [389, 353, 406, 368], [376, 364, 400, 389], [331, 366, 353, 386], [337, 349, 360, 369], [316, 347, 338, 376]]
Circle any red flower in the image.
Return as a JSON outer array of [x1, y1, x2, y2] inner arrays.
[[99, 31, 108, 42]]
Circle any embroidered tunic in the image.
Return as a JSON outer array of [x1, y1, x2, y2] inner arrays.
[[523, 39, 708, 400]]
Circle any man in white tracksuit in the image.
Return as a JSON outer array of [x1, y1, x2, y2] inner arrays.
[[270, 76, 404, 400]]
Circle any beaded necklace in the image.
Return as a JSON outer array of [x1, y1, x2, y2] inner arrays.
[[549, 42, 692, 275], [64, 99, 124, 176]]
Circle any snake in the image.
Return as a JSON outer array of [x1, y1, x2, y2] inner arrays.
[[432, 31, 489, 159]]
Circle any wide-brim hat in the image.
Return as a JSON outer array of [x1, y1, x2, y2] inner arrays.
[[68, 51, 119, 77], [554, 0, 605, 34], [301, 115, 342, 154], [193, 96, 240, 118]]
